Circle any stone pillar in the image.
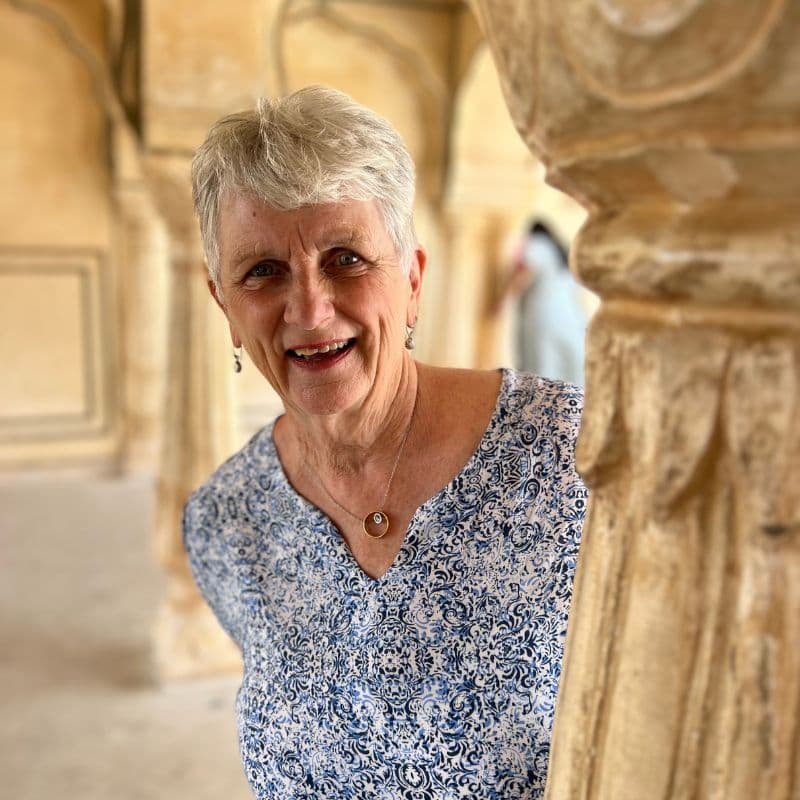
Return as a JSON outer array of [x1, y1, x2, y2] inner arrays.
[[145, 154, 241, 679], [438, 210, 495, 369], [473, 1, 800, 798], [113, 126, 170, 472]]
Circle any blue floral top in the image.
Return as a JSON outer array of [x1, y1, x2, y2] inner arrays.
[[183, 369, 587, 800]]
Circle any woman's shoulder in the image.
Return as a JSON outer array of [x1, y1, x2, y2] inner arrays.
[[419, 364, 581, 407], [502, 369, 584, 424], [496, 371, 587, 518], [489, 370, 585, 475], [415, 364, 582, 440], [417, 364, 501, 415], [183, 422, 279, 530], [180, 426, 280, 650]]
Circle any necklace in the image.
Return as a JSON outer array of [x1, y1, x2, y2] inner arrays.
[[306, 388, 418, 540]]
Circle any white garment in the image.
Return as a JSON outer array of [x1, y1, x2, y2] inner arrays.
[[517, 233, 586, 384]]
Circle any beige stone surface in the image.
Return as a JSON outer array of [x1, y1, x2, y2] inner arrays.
[[475, 0, 800, 797], [0, 0, 120, 467], [143, 0, 276, 149], [0, 271, 84, 417], [0, 1, 111, 248], [114, 155, 170, 472], [0, 472, 249, 800]]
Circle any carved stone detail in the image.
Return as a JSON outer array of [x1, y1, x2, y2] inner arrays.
[[594, 0, 704, 37], [552, 0, 785, 108], [475, 0, 800, 797]]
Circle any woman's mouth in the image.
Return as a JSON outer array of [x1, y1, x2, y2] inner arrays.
[[286, 338, 355, 369]]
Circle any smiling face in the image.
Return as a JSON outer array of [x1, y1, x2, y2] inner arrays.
[[212, 192, 424, 418]]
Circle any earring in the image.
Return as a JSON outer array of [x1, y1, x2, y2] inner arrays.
[[233, 346, 243, 373], [405, 323, 416, 350]]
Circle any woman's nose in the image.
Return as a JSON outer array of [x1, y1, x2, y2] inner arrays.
[[283, 274, 335, 330]]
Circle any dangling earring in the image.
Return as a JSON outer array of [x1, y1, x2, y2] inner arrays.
[[233, 346, 243, 373], [405, 323, 416, 350]]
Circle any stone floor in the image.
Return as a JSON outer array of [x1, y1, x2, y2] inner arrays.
[[0, 472, 251, 800]]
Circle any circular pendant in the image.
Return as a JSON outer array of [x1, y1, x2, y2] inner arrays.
[[362, 510, 390, 539]]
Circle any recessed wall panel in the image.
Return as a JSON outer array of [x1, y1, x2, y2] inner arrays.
[[0, 249, 112, 446]]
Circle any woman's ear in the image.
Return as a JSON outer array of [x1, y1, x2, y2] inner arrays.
[[208, 279, 242, 348], [208, 279, 225, 311], [406, 246, 426, 326]]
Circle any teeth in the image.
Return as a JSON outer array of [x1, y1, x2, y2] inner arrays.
[[292, 340, 350, 358]]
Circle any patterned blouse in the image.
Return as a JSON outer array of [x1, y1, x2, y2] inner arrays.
[[183, 369, 587, 800]]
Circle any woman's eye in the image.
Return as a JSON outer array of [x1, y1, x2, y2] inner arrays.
[[333, 251, 361, 268], [248, 262, 276, 279]]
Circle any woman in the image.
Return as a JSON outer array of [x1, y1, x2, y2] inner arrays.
[[184, 86, 587, 800], [493, 220, 587, 385], [515, 221, 586, 385]]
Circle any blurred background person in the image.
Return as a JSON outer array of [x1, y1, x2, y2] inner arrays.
[[493, 220, 587, 385]]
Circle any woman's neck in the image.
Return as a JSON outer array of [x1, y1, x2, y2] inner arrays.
[[278, 360, 421, 480]]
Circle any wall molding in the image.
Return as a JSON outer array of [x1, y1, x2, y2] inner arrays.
[[0, 246, 114, 444]]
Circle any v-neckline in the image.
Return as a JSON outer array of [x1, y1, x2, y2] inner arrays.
[[262, 368, 510, 584]]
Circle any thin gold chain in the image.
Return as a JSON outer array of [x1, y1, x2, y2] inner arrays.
[[305, 387, 419, 527]]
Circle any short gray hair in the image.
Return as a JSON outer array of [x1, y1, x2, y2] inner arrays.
[[191, 86, 417, 292]]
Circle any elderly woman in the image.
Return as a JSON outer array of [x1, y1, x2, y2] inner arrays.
[[184, 86, 587, 800]]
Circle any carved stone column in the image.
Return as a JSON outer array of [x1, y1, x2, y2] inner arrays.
[[473, 1, 800, 797], [145, 154, 241, 679], [113, 126, 170, 472]]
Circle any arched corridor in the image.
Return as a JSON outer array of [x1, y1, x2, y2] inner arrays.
[[2, 1, 797, 798]]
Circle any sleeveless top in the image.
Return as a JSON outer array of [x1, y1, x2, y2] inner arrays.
[[183, 369, 587, 799]]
